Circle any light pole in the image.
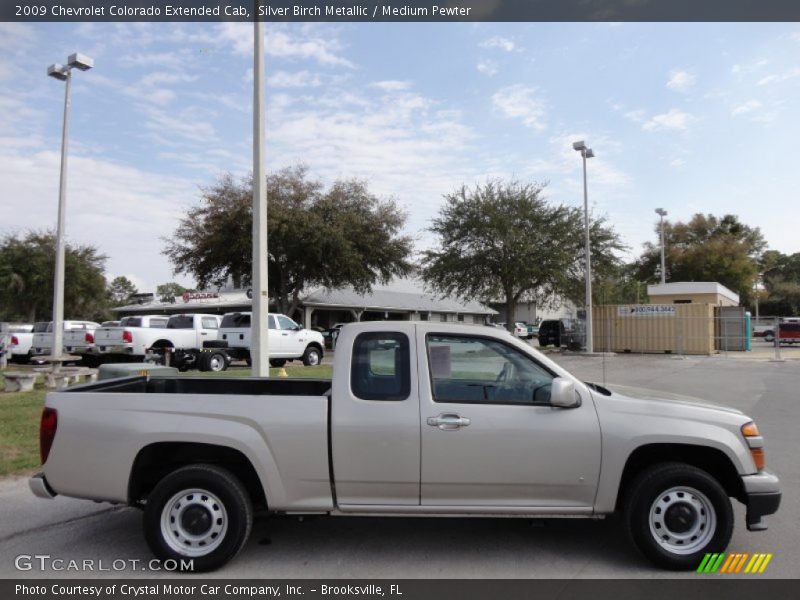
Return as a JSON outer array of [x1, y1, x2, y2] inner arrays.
[[655, 208, 668, 285], [251, 17, 269, 377], [573, 140, 595, 353], [47, 53, 93, 364]]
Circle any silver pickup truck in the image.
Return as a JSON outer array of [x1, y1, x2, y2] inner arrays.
[[29, 321, 781, 572]]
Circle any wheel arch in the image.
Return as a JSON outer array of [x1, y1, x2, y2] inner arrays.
[[615, 443, 746, 511], [129, 442, 267, 510]]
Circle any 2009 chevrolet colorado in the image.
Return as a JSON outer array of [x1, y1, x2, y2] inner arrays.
[[29, 321, 781, 572]]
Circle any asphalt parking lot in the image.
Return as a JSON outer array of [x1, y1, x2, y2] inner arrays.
[[0, 350, 797, 579]]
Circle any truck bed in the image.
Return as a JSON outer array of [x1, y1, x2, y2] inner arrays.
[[65, 375, 332, 397]]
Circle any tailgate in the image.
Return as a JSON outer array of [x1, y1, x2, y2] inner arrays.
[[94, 327, 125, 345]]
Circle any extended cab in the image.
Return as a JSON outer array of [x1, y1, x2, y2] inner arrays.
[[30, 322, 780, 572], [219, 311, 325, 367]]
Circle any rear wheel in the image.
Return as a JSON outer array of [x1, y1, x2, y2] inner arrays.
[[143, 464, 253, 572], [204, 351, 228, 372], [764, 331, 775, 342], [269, 359, 286, 368], [623, 462, 733, 570]]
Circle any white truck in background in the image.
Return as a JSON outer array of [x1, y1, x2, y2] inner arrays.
[[6, 323, 34, 363], [96, 314, 223, 371], [219, 311, 325, 367], [32, 321, 101, 360], [94, 315, 170, 359]]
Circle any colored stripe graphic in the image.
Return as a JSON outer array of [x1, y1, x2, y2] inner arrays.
[[698, 552, 773, 574]]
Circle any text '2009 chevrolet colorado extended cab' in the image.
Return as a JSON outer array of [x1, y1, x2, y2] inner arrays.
[[30, 322, 780, 571]]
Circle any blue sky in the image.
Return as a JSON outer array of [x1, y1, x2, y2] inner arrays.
[[1, 21, 799, 292]]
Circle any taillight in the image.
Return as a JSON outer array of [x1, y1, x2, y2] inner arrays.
[[40, 408, 58, 464], [85, 332, 94, 343], [10, 335, 19, 346], [122, 330, 133, 343]]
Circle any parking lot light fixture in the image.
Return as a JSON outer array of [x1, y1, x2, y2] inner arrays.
[[655, 208, 668, 285], [573, 140, 595, 353], [47, 53, 92, 364]]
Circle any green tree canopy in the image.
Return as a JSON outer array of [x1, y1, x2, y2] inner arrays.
[[420, 179, 625, 330], [758, 251, 800, 316], [0, 231, 108, 322], [164, 165, 413, 315], [107, 276, 138, 306], [633, 213, 766, 307], [156, 282, 189, 303]]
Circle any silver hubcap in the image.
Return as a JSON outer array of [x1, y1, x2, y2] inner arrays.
[[308, 351, 319, 365], [160, 488, 228, 557], [209, 355, 223, 371], [649, 486, 716, 554]]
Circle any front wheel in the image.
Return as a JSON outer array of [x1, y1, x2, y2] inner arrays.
[[302, 345, 322, 366], [623, 462, 733, 570], [143, 464, 253, 572], [763, 331, 775, 342]]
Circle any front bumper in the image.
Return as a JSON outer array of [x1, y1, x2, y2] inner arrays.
[[741, 470, 781, 531], [29, 472, 57, 499]]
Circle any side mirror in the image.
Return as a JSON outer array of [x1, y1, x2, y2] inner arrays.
[[550, 377, 581, 408]]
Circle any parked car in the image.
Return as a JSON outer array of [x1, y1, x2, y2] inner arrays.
[[218, 311, 325, 367], [94, 315, 170, 360], [537, 319, 566, 347], [31, 321, 780, 572], [32, 320, 101, 358], [763, 319, 800, 343], [525, 323, 540, 339], [6, 323, 34, 363], [771, 322, 800, 344], [495, 322, 525, 336]]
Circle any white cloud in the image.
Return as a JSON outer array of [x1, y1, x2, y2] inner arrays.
[[217, 23, 354, 68], [757, 67, 800, 85], [0, 149, 197, 290], [670, 158, 685, 167], [269, 70, 323, 88], [480, 36, 517, 52], [732, 100, 762, 116], [491, 85, 547, 131], [477, 60, 498, 76], [623, 109, 646, 123], [731, 59, 768, 75], [666, 70, 696, 91], [642, 109, 695, 131], [370, 80, 411, 92]]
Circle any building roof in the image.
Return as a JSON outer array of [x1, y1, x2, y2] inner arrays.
[[115, 278, 496, 316], [646, 282, 740, 304]]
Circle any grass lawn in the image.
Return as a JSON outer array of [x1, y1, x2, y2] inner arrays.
[[0, 364, 331, 477], [0, 387, 46, 476]]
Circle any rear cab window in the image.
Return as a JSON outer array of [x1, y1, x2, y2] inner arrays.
[[351, 332, 410, 401]]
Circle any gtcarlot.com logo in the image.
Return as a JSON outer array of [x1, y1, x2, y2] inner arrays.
[[697, 552, 773, 574]]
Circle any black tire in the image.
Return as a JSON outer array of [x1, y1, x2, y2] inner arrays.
[[196, 353, 210, 372], [623, 462, 733, 570], [763, 331, 774, 342], [205, 351, 229, 372], [143, 464, 253, 572], [269, 359, 286, 368], [302, 345, 322, 367]]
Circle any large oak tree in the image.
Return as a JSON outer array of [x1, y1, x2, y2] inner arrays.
[[421, 179, 625, 331], [164, 165, 413, 315], [0, 231, 108, 322]]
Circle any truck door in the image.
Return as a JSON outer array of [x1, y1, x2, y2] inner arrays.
[[275, 314, 303, 356], [330, 324, 421, 506], [417, 330, 601, 509], [199, 316, 220, 346]]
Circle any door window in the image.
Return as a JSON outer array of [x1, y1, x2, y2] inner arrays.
[[276, 315, 298, 330], [426, 334, 555, 405], [201, 317, 219, 329]]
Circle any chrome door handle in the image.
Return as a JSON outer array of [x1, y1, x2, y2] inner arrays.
[[426, 413, 471, 430]]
